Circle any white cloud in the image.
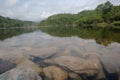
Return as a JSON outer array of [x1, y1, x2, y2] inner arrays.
[[4, 0, 19, 7], [41, 12, 52, 18]]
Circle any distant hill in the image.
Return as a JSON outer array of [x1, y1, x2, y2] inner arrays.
[[39, 1, 120, 29], [0, 16, 34, 28]]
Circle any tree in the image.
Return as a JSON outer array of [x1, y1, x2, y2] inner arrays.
[[96, 4, 104, 11], [102, 1, 113, 22], [109, 6, 120, 21], [0, 16, 34, 28]]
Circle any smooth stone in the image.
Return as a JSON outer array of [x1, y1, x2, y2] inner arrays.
[[44, 56, 105, 79], [68, 72, 82, 80], [43, 66, 68, 80], [0, 68, 42, 80], [0, 59, 16, 74]]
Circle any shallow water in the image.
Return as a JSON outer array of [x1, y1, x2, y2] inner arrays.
[[0, 29, 120, 75]]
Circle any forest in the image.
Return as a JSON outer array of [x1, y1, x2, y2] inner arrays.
[[39, 1, 120, 29], [0, 16, 34, 28]]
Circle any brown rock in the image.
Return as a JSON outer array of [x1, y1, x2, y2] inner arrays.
[[68, 72, 82, 80], [17, 60, 43, 74], [44, 56, 105, 79], [0, 68, 42, 80], [43, 66, 68, 80]]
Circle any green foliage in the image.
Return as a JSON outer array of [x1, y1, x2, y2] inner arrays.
[[39, 1, 120, 46], [103, 1, 113, 11], [39, 14, 77, 26], [77, 10, 103, 26], [101, 1, 113, 22], [39, 1, 120, 30], [108, 6, 120, 21], [96, 4, 105, 11], [0, 16, 34, 28], [113, 21, 120, 26]]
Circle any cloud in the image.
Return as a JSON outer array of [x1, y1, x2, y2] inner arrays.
[[5, 0, 19, 7], [0, 0, 119, 21], [0, 0, 19, 8]]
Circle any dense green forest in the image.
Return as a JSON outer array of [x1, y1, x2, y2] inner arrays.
[[0, 16, 34, 28], [39, 1, 120, 29]]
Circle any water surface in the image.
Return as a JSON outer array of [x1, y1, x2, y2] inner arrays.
[[0, 28, 120, 73]]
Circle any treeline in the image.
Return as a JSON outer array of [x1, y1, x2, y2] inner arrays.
[[0, 16, 34, 28], [39, 1, 120, 29]]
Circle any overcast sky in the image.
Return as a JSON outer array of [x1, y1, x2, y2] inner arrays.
[[0, 0, 119, 21]]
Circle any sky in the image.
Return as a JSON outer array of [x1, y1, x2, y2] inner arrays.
[[0, 0, 119, 21]]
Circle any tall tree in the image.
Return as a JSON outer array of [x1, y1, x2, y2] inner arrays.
[[102, 1, 113, 22]]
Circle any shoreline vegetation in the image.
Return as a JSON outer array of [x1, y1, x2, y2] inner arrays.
[[38, 1, 120, 46], [39, 1, 120, 30], [0, 16, 35, 28]]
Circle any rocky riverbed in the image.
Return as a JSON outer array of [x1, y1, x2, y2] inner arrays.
[[0, 54, 120, 80], [0, 31, 120, 80]]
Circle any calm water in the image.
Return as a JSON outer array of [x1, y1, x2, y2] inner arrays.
[[0, 28, 120, 72]]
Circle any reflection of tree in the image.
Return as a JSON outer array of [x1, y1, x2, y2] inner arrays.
[[40, 27, 120, 46], [96, 29, 112, 46], [96, 38, 112, 46], [0, 28, 34, 40]]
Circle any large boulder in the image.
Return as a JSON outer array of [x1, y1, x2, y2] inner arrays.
[[43, 66, 68, 80], [0, 68, 42, 80], [44, 56, 105, 79]]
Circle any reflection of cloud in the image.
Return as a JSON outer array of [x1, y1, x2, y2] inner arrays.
[[0, 0, 119, 21]]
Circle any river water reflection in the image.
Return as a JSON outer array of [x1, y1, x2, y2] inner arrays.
[[0, 28, 120, 79]]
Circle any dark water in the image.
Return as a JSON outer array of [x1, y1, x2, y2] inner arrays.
[[0, 27, 120, 79]]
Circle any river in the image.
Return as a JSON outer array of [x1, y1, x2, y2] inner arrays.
[[0, 28, 120, 80]]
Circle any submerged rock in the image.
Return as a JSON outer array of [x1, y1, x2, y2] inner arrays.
[[100, 56, 120, 80], [1, 55, 119, 80], [68, 72, 82, 80], [0, 59, 43, 80], [17, 60, 43, 74], [0, 68, 42, 80], [43, 66, 68, 80], [0, 59, 16, 74], [44, 56, 105, 79]]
